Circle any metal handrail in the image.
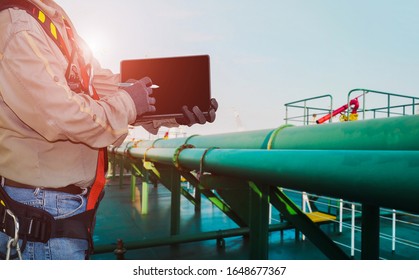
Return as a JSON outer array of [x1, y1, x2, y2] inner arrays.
[[284, 88, 419, 125], [347, 88, 419, 120], [284, 94, 333, 125], [285, 187, 419, 259]]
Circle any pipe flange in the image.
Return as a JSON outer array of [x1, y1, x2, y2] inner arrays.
[[198, 147, 219, 180], [173, 144, 195, 171]]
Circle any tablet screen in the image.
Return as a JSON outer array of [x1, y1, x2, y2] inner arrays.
[[120, 55, 211, 120]]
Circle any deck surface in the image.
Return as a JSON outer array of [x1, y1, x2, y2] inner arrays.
[[91, 177, 419, 260]]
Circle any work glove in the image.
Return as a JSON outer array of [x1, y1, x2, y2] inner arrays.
[[122, 77, 156, 117], [176, 98, 218, 126], [135, 98, 218, 135], [138, 119, 180, 135]]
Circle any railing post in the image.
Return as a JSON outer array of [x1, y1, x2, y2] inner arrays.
[[339, 199, 343, 234], [392, 209, 396, 253], [351, 203, 355, 258]]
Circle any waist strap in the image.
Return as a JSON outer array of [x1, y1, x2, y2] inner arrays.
[[3, 178, 84, 195], [0, 186, 94, 242]]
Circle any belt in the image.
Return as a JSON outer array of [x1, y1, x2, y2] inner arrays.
[[3, 178, 84, 195]]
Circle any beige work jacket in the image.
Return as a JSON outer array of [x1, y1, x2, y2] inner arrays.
[[0, 0, 137, 188]]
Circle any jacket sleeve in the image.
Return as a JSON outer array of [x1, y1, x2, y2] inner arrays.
[[0, 15, 137, 148]]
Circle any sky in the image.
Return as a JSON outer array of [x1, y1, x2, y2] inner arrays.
[[57, 0, 419, 138]]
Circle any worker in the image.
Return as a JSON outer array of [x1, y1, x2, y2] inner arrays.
[[0, 0, 217, 260]]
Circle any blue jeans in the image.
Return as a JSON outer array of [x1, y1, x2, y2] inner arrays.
[[0, 186, 89, 260]]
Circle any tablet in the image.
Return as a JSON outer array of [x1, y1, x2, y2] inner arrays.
[[120, 55, 211, 120]]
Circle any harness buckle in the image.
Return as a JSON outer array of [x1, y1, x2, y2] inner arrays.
[[20, 213, 53, 243]]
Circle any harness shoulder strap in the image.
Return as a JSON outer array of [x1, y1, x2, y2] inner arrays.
[[0, 0, 70, 59]]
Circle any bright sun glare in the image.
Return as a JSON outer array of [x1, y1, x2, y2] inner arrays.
[[83, 32, 113, 61], [82, 31, 119, 71], [85, 36, 106, 56]]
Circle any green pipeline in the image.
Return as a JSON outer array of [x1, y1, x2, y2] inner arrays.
[[113, 115, 419, 213], [133, 115, 419, 150]]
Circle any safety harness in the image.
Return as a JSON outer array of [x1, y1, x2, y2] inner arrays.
[[0, 0, 107, 259]]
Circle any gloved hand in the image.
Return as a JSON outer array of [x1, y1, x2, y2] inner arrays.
[[176, 98, 218, 126], [122, 77, 156, 116], [137, 119, 179, 135]]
